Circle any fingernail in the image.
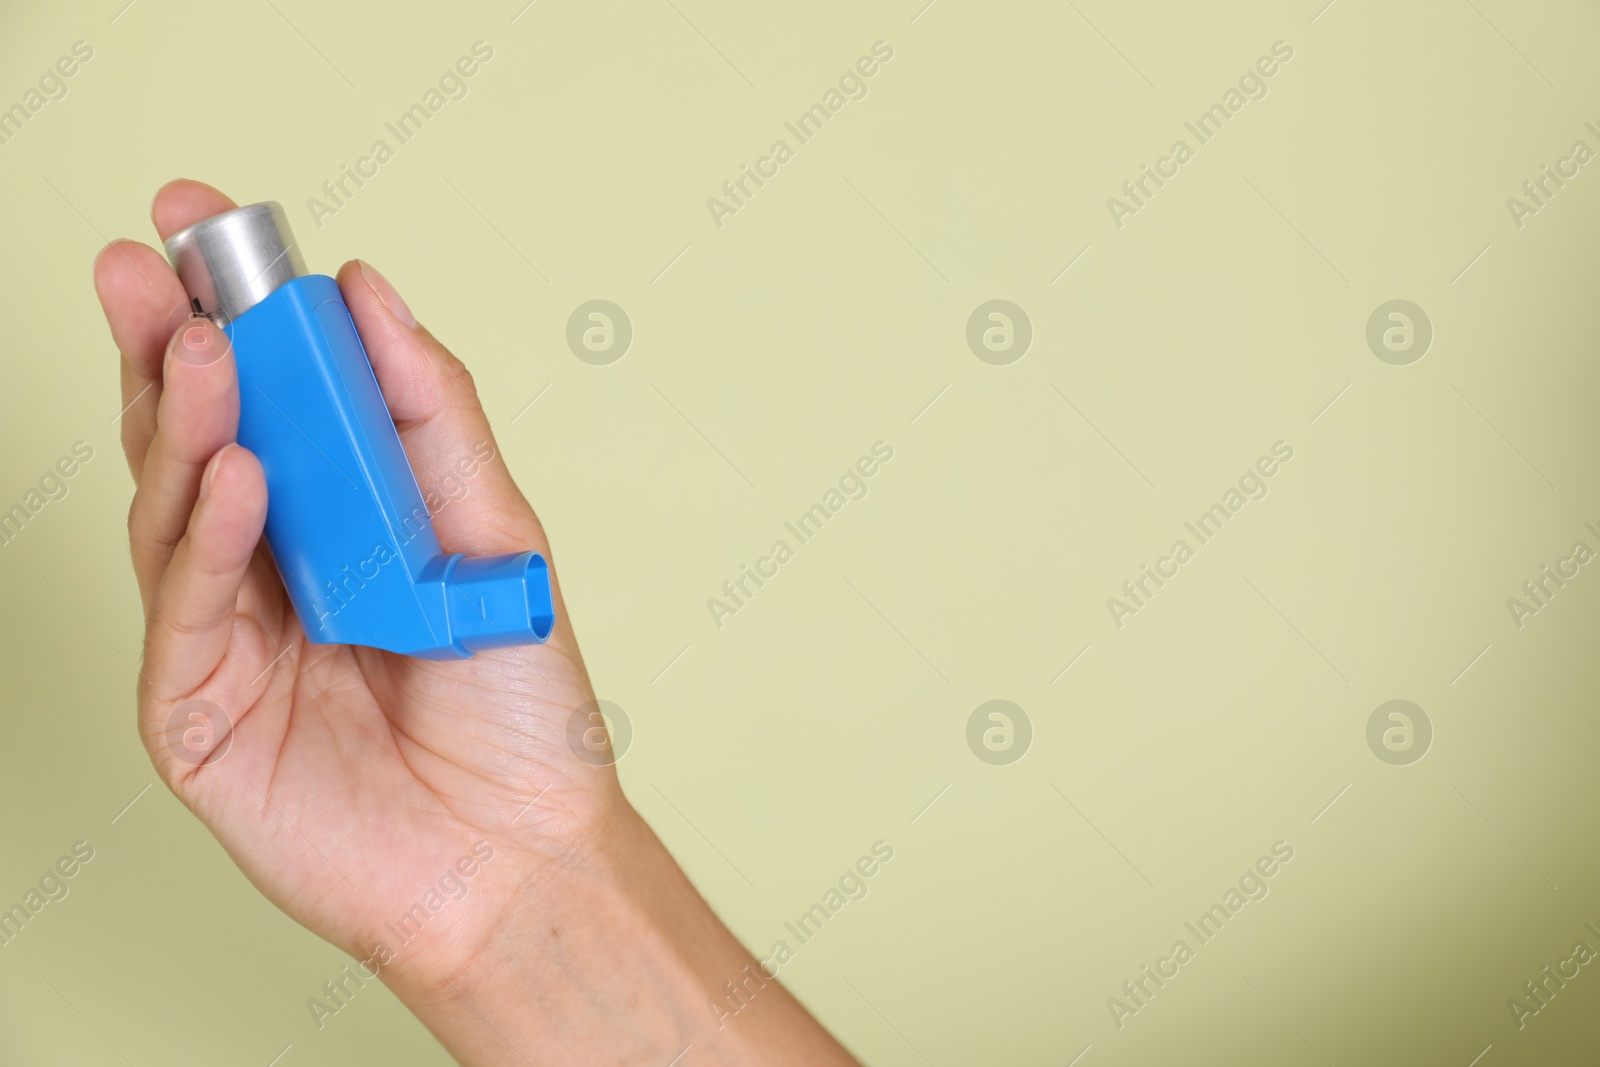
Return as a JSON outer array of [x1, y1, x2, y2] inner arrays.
[[200, 446, 226, 501], [171, 317, 228, 367], [360, 260, 417, 328]]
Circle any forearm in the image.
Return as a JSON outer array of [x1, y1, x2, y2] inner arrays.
[[392, 804, 859, 1066]]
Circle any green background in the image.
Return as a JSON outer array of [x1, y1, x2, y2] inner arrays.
[[2, 0, 1599, 1063]]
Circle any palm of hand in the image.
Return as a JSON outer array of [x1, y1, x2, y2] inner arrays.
[[98, 181, 613, 992], [182, 564, 600, 985]]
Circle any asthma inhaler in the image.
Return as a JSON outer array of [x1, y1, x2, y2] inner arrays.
[[164, 202, 554, 660]]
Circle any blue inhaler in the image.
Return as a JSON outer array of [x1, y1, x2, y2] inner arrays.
[[165, 202, 554, 660]]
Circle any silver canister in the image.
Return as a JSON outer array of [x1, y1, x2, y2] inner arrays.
[[164, 202, 307, 323]]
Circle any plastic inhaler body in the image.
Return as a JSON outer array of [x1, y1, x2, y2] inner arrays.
[[165, 203, 553, 660]]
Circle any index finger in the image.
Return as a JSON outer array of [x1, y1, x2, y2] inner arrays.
[[93, 180, 243, 483], [93, 240, 187, 480]]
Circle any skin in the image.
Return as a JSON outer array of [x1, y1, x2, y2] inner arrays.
[[93, 179, 860, 1066]]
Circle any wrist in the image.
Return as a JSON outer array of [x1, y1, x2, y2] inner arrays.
[[393, 802, 703, 1063], [390, 798, 857, 1066]]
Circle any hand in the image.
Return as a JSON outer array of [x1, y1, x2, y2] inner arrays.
[[94, 180, 857, 1066]]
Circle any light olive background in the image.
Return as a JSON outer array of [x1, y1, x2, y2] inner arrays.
[[2, 0, 1598, 1063]]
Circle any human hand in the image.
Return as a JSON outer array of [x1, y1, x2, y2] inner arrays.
[[94, 178, 609, 981], [94, 179, 857, 1065]]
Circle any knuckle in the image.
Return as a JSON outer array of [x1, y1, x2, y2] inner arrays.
[[148, 603, 218, 640], [126, 494, 182, 556], [435, 347, 476, 394]]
